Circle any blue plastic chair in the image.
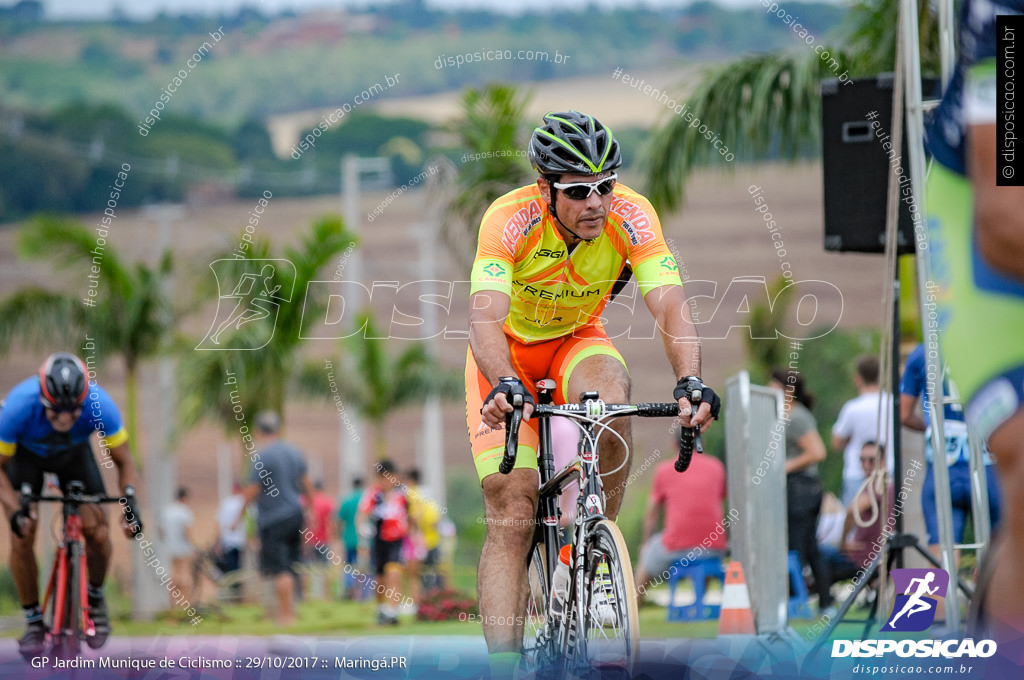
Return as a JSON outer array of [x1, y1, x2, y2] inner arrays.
[[788, 550, 814, 619], [665, 556, 726, 621]]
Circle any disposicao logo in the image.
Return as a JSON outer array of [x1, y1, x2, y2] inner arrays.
[[881, 568, 948, 632], [831, 569, 997, 659]]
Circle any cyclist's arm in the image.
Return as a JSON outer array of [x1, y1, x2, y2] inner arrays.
[[0, 455, 20, 519], [968, 121, 1024, 279], [642, 284, 711, 428], [469, 290, 534, 427], [109, 441, 140, 495], [900, 394, 926, 432]]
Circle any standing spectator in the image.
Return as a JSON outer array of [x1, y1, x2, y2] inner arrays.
[[162, 486, 195, 603], [307, 479, 335, 598], [358, 460, 409, 625], [634, 435, 727, 595], [405, 468, 443, 598], [769, 369, 830, 612], [214, 481, 247, 600], [819, 442, 894, 605], [336, 478, 364, 600], [832, 356, 894, 506], [242, 411, 312, 627]]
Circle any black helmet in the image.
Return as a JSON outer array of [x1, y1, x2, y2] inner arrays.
[[529, 111, 622, 176], [38, 352, 89, 411]]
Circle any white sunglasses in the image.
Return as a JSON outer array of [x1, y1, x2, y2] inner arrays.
[[552, 174, 618, 200]]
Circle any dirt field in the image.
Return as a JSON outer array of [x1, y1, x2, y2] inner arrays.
[[0, 160, 896, 580]]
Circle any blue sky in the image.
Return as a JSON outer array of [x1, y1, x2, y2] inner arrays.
[[23, 0, 846, 20]]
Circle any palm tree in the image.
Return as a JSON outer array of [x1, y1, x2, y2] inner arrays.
[[0, 215, 175, 465], [645, 0, 941, 212], [179, 215, 357, 433], [298, 311, 463, 461], [443, 84, 534, 271]]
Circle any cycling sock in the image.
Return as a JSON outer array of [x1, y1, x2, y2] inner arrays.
[[23, 604, 42, 624], [487, 652, 520, 680], [87, 585, 104, 601]]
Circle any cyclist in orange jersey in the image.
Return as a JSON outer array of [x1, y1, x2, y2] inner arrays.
[[466, 111, 720, 676]]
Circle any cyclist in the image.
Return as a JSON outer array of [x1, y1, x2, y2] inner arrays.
[[923, 0, 1024, 642], [467, 110, 720, 676], [0, 353, 142, 657]]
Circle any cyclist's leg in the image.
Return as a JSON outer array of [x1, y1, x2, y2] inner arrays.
[[466, 345, 542, 658], [555, 327, 630, 518], [3, 448, 44, 606], [982, 411, 1024, 634]]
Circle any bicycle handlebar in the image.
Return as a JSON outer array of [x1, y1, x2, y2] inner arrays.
[[19, 483, 126, 507], [499, 399, 699, 475]]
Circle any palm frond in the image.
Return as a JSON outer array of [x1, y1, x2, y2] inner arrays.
[[0, 288, 86, 355], [645, 50, 842, 212]]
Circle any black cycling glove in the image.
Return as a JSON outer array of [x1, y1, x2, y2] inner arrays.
[[9, 508, 30, 539], [121, 487, 144, 535], [673, 376, 722, 419], [482, 377, 535, 415]]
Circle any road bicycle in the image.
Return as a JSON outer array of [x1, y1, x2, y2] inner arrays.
[[18, 480, 125, 659], [501, 380, 701, 676]]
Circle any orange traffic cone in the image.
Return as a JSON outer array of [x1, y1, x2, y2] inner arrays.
[[718, 560, 756, 635]]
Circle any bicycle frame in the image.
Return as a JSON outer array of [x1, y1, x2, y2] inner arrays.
[[527, 385, 684, 660], [21, 481, 124, 656]]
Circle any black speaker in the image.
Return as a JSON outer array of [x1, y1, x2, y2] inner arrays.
[[821, 74, 939, 255]]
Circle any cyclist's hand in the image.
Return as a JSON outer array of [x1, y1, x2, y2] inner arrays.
[[120, 488, 144, 537], [481, 377, 534, 429], [674, 376, 721, 433], [8, 508, 33, 539]]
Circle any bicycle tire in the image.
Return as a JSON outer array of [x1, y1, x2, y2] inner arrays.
[[61, 541, 83, 658], [571, 519, 639, 674], [521, 540, 557, 674]]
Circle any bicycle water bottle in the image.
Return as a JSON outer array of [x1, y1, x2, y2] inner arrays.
[[549, 544, 572, 622]]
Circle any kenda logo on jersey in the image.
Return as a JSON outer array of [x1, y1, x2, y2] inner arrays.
[[832, 569, 996, 659]]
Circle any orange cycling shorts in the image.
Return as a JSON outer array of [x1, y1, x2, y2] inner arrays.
[[465, 324, 627, 482]]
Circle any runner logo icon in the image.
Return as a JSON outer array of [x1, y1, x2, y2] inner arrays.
[[197, 259, 296, 350], [880, 568, 949, 632]]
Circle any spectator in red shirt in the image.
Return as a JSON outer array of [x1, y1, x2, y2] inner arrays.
[[357, 460, 409, 625], [306, 479, 335, 598], [634, 442, 728, 594]]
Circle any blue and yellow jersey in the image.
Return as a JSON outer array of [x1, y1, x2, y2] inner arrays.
[[0, 377, 127, 458], [470, 182, 682, 344]]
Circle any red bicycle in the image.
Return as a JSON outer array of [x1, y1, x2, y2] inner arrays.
[[18, 480, 124, 659]]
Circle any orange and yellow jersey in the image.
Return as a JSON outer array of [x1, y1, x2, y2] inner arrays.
[[470, 182, 682, 343]]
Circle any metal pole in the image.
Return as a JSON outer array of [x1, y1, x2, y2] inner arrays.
[[340, 156, 367, 494], [901, 0, 961, 635]]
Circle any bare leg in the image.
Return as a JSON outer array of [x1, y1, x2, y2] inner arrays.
[[80, 504, 111, 589], [982, 411, 1024, 637], [566, 355, 632, 519], [478, 467, 539, 653], [273, 572, 296, 626], [10, 515, 39, 606]]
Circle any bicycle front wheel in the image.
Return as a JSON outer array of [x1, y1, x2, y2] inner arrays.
[[522, 539, 556, 673], [59, 542, 83, 658], [573, 519, 639, 673]]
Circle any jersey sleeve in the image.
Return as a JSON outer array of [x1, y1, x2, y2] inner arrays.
[[87, 385, 128, 448], [899, 346, 926, 397], [470, 213, 516, 297], [0, 384, 32, 457]]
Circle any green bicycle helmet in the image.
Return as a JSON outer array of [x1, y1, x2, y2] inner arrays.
[[529, 111, 621, 176]]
